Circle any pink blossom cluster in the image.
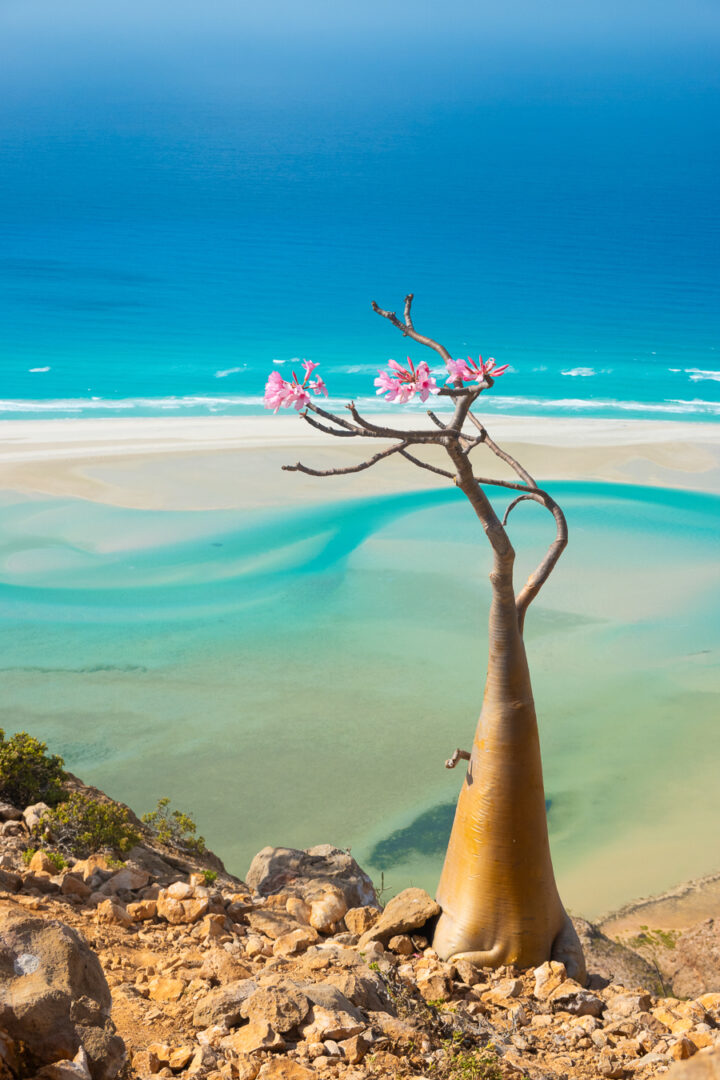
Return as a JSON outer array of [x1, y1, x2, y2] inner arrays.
[[374, 357, 438, 403], [263, 360, 328, 412], [445, 355, 509, 385]]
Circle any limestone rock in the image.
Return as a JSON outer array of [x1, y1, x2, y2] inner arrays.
[[147, 976, 186, 1002], [322, 970, 394, 1014], [60, 875, 92, 901], [95, 900, 132, 928], [308, 887, 348, 933], [126, 899, 157, 922], [240, 983, 312, 1033], [0, 802, 22, 821], [102, 866, 149, 893], [344, 906, 379, 936], [272, 927, 319, 957], [550, 980, 605, 1017], [246, 909, 302, 940], [533, 960, 567, 999], [223, 1021, 285, 1054], [246, 845, 378, 909], [23, 803, 50, 831], [300, 983, 366, 1040], [29, 851, 57, 874], [156, 891, 208, 925], [0, 912, 124, 1080], [257, 1060, 315, 1079], [192, 978, 258, 1028], [357, 888, 440, 948]]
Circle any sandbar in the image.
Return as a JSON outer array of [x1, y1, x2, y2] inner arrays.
[[1, 414, 719, 509]]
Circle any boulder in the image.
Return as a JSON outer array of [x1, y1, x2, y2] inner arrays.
[[23, 803, 50, 831], [357, 888, 440, 948], [102, 866, 149, 893], [222, 1022, 285, 1055], [0, 912, 124, 1080], [299, 983, 366, 1040], [0, 802, 22, 821], [192, 978, 258, 1028], [246, 845, 378, 909], [321, 969, 395, 1014], [240, 983, 311, 1033]]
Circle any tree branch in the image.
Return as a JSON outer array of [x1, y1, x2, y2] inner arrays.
[[301, 412, 358, 437], [371, 293, 453, 363], [398, 449, 454, 479], [282, 442, 408, 477], [345, 402, 447, 444], [466, 413, 536, 487]]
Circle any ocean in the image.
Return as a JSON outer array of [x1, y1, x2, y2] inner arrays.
[[0, 9, 719, 421]]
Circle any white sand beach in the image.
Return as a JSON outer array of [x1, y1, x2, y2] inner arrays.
[[1, 414, 720, 509]]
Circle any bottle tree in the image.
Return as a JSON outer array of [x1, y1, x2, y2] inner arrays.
[[264, 295, 586, 981]]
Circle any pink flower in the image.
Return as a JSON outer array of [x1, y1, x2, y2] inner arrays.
[[445, 355, 509, 386], [309, 376, 328, 397], [263, 361, 328, 412], [374, 357, 438, 403]]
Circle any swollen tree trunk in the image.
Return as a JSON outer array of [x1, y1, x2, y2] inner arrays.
[[433, 551, 586, 982]]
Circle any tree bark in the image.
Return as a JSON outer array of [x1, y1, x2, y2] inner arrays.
[[433, 551, 586, 982]]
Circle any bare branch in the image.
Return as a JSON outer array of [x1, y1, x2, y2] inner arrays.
[[515, 496, 568, 629], [306, 402, 363, 433], [427, 410, 447, 430], [371, 293, 453, 363], [466, 413, 536, 487], [502, 494, 535, 525], [282, 442, 408, 477], [301, 412, 358, 437], [345, 402, 447, 444], [445, 749, 471, 769], [398, 449, 454, 479]]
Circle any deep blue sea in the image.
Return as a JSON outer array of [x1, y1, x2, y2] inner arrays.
[[1, 3, 719, 420]]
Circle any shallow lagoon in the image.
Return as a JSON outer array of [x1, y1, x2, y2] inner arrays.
[[0, 480, 718, 917]]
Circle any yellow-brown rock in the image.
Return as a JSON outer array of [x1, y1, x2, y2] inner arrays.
[[223, 1021, 285, 1054], [257, 1061, 316, 1080], [127, 898, 157, 922], [671, 1038, 699, 1061], [148, 976, 186, 1002]]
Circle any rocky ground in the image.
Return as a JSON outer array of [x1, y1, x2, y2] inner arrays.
[[0, 785, 719, 1080]]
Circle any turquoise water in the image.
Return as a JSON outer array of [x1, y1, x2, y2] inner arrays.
[[1, 480, 718, 916], [0, 5, 719, 421]]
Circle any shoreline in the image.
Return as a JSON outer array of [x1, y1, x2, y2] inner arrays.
[[1, 413, 719, 510]]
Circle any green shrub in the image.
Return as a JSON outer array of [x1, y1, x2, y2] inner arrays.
[[202, 869, 218, 885], [0, 730, 65, 808], [142, 797, 205, 854], [41, 793, 140, 857]]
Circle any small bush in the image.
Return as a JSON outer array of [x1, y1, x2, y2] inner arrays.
[[0, 730, 65, 808], [202, 869, 218, 885], [41, 793, 140, 857], [142, 797, 205, 854]]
